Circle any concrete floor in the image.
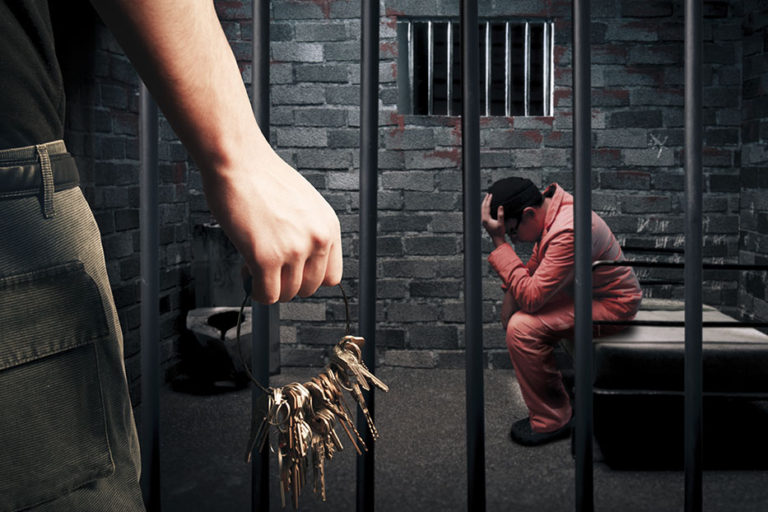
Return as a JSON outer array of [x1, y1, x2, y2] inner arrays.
[[158, 368, 768, 512]]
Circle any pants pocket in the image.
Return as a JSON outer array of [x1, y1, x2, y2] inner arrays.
[[0, 261, 115, 512]]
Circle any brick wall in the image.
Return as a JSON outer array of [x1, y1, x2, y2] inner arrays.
[[216, 0, 748, 370], [739, 1, 768, 321], [57, 5, 194, 405]]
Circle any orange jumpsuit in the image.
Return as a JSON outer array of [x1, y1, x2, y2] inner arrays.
[[488, 184, 642, 432]]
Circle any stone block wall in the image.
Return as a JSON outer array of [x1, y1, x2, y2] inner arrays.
[[209, 0, 748, 370], [739, 1, 768, 320]]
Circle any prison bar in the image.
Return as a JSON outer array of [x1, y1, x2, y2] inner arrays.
[[460, 1, 487, 510], [684, 0, 703, 507], [572, 0, 593, 509], [357, 0, 380, 509], [250, 2, 272, 510], [139, 83, 161, 511]]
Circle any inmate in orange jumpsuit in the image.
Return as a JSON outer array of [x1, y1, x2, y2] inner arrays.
[[488, 184, 642, 433]]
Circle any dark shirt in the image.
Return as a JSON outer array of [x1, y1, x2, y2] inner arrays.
[[0, 0, 64, 150]]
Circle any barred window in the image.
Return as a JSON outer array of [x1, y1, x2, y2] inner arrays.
[[396, 19, 555, 117]]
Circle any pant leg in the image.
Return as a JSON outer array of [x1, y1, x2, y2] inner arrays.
[[0, 152, 145, 511], [505, 297, 633, 433]]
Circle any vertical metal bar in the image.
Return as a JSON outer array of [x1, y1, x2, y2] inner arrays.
[[684, 0, 703, 508], [550, 23, 555, 116], [447, 22, 453, 116], [524, 22, 530, 117], [139, 82, 160, 511], [461, 0, 486, 510], [484, 21, 491, 117], [408, 22, 414, 114], [358, 0, 379, 510], [251, 1, 271, 510], [543, 23, 550, 116], [573, 0, 593, 509], [396, 22, 412, 115], [428, 21, 434, 116], [505, 22, 511, 117]]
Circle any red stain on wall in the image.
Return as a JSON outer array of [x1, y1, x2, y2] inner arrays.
[[380, 41, 398, 57], [522, 130, 544, 144], [426, 148, 462, 165], [385, 8, 405, 29], [389, 112, 405, 136]]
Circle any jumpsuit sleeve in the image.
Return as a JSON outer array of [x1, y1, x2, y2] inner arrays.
[[489, 231, 575, 313]]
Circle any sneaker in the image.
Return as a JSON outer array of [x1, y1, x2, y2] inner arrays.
[[509, 417, 573, 447]]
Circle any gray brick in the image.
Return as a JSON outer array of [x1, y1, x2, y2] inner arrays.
[[273, 2, 325, 20], [295, 108, 347, 127], [280, 302, 326, 321], [630, 88, 684, 106], [608, 110, 663, 129], [378, 214, 432, 232], [404, 236, 457, 255], [408, 326, 458, 349], [377, 236, 403, 256], [385, 128, 436, 150], [381, 171, 435, 191], [628, 44, 682, 65], [621, 195, 673, 213], [601, 170, 651, 189], [269, 63, 294, 85], [605, 21, 660, 42], [387, 303, 440, 322], [296, 149, 352, 169], [327, 171, 358, 189], [325, 85, 360, 105], [272, 85, 325, 105], [403, 191, 460, 211], [327, 129, 358, 148], [596, 129, 648, 148], [381, 259, 437, 278], [409, 280, 462, 298], [324, 41, 361, 61], [620, 0, 673, 17], [294, 22, 349, 41], [115, 209, 139, 231], [295, 64, 350, 83], [276, 127, 327, 147], [377, 190, 404, 210], [430, 212, 464, 233], [271, 42, 323, 62], [377, 279, 409, 299]]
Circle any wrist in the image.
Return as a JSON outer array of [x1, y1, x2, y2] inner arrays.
[[492, 235, 507, 248]]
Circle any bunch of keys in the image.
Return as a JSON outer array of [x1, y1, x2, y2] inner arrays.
[[244, 333, 389, 508]]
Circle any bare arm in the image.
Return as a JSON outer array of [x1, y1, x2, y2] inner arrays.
[[89, 0, 342, 303]]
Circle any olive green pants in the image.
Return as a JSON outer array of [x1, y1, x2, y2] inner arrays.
[[0, 141, 145, 511]]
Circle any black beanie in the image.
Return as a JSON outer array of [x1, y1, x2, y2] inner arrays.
[[488, 177, 542, 220]]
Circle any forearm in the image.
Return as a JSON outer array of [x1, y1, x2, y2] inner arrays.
[[89, 0, 267, 176]]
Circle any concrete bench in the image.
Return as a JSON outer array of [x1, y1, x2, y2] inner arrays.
[[564, 298, 768, 468]]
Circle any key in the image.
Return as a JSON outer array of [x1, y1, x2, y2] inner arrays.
[[340, 337, 389, 393], [245, 390, 272, 463]]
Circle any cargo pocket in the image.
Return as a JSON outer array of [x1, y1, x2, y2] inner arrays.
[[0, 261, 115, 512]]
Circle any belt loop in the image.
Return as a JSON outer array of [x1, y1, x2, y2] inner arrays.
[[36, 143, 55, 218]]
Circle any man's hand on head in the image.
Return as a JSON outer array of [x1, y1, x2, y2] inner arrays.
[[481, 193, 507, 248]]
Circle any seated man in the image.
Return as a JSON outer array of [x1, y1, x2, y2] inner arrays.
[[481, 177, 642, 446]]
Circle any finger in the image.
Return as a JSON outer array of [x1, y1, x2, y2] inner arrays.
[[249, 261, 281, 305], [322, 238, 343, 287], [279, 261, 304, 302], [497, 205, 505, 222], [298, 245, 329, 297]]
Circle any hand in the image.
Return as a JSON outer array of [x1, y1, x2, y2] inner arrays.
[[500, 288, 519, 330], [481, 193, 507, 247], [203, 151, 342, 304]]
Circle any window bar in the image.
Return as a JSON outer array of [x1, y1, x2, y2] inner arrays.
[[461, 0, 486, 510], [139, 81, 161, 512], [250, 0, 271, 509], [524, 21, 530, 117], [550, 22, 556, 115], [428, 21, 434, 115], [684, 0, 703, 507], [505, 22, 511, 117], [543, 22, 550, 116], [408, 22, 414, 114], [447, 22, 453, 116], [357, 0, 379, 509], [573, 0, 594, 509], [484, 21, 491, 117]]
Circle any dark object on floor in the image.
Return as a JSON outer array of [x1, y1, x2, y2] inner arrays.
[[509, 416, 573, 446]]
